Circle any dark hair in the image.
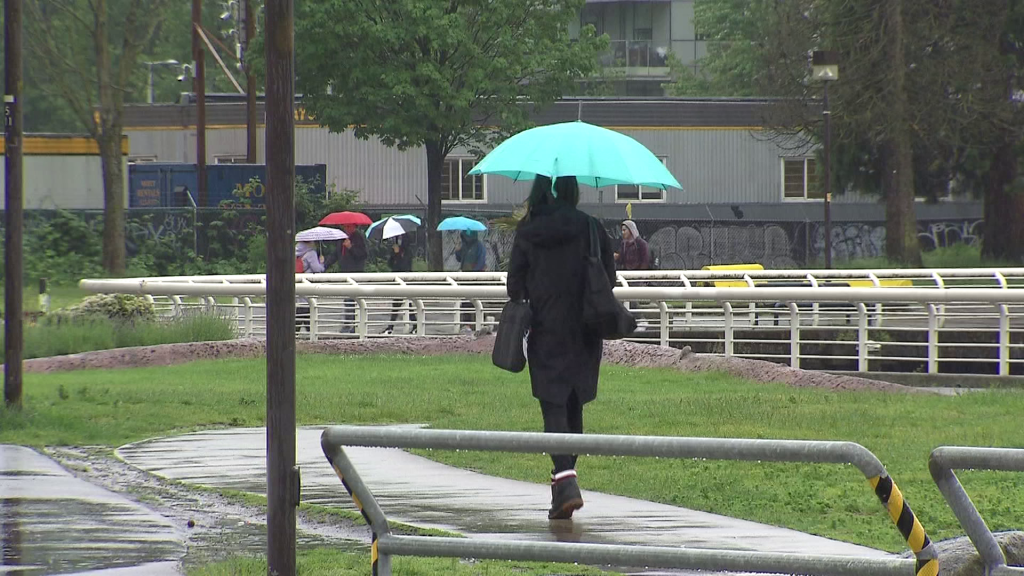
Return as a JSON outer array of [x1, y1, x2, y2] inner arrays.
[[523, 175, 579, 222], [526, 175, 553, 212], [553, 176, 580, 207]]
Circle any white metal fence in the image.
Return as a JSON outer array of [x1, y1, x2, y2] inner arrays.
[[80, 268, 1024, 376]]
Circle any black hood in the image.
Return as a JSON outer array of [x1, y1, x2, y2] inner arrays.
[[516, 205, 590, 248]]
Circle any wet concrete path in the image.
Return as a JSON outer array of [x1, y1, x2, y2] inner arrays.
[[117, 426, 892, 571], [0, 445, 183, 576]]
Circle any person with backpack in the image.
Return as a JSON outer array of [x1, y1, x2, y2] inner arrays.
[[295, 242, 325, 332]]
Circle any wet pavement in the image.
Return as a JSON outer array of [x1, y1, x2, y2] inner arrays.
[[0, 446, 183, 576], [117, 426, 893, 574]]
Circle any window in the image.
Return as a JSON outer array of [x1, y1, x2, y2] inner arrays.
[[215, 155, 249, 164], [615, 156, 668, 202], [128, 155, 157, 163], [441, 157, 486, 202], [782, 157, 821, 200]]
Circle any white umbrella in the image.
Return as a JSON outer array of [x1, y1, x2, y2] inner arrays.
[[367, 215, 421, 241], [295, 226, 348, 242]]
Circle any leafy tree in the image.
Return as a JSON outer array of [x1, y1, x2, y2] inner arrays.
[[667, 0, 1020, 266], [24, 0, 174, 275], [290, 0, 605, 270]]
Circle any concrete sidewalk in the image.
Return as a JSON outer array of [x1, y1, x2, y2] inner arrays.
[[0, 445, 182, 576], [117, 426, 894, 573]]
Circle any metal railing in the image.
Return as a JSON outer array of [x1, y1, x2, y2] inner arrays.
[[320, 426, 937, 576], [929, 447, 1024, 576], [79, 268, 1024, 376]]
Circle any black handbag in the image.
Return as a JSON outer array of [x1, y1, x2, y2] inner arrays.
[[492, 299, 531, 373], [582, 219, 637, 340]]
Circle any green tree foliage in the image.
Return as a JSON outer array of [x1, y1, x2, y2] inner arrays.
[[668, 0, 1023, 264], [289, 0, 606, 270], [667, 0, 1019, 264]]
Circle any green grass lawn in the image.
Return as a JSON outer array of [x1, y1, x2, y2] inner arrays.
[[2, 354, 1022, 554]]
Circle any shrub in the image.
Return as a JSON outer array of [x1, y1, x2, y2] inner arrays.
[[60, 294, 156, 322]]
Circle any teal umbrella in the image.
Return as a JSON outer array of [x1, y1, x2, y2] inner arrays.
[[468, 121, 683, 190], [437, 216, 487, 232]]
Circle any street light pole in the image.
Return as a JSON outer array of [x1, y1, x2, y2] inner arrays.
[[823, 82, 832, 270], [812, 50, 839, 269]]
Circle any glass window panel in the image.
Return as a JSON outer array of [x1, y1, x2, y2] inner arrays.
[[617, 185, 640, 201], [640, 186, 665, 201], [806, 159, 823, 198], [783, 159, 806, 198]]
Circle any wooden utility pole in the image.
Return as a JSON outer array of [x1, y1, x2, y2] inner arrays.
[[191, 0, 207, 206], [264, 0, 297, 573], [243, 0, 258, 163], [4, 0, 24, 410]]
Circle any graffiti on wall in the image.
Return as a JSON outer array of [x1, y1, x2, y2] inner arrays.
[[809, 219, 983, 261]]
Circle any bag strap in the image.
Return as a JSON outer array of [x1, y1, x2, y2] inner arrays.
[[588, 218, 600, 260]]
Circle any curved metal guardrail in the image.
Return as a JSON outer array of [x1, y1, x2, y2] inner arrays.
[[320, 426, 938, 576], [929, 447, 1024, 576], [80, 268, 1024, 376]]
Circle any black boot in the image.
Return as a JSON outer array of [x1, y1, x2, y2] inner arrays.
[[548, 471, 583, 520]]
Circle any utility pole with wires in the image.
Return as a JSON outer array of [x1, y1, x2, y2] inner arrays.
[[4, 0, 24, 409], [192, 0, 207, 206]]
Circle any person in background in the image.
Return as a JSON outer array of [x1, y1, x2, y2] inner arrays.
[[455, 229, 487, 333], [614, 220, 649, 270], [294, 241, 324, 332], [323, 224, 368, 332], [384, 236, 417, 335], [324, 224, 368, 272], [507, 175, 615, 520]]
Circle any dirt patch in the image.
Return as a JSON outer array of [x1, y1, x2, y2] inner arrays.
[[16, 335, 926, 393]]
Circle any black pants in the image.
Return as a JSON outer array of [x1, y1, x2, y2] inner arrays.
[[460, 300, 476, 327], [539, 389, 584, 474], [388, 299, 417, 326], [296, 306, 310, 330]]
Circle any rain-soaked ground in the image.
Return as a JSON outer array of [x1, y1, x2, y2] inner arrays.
[[113, 425, 894, 575], [1, 444, 372, 575]]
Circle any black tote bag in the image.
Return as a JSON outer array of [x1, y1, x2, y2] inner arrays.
[[492, 299, 531, 373], [582, 219, 637, 340]]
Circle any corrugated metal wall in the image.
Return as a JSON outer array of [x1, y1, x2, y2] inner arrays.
[[126, 125, 839, 207]]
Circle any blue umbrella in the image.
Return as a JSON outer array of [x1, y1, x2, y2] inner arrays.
[[437, 216, 487, 232], [468, 121, 682, 190]]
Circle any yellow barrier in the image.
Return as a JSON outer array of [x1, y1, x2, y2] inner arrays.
[[702, 264, 764, 288]]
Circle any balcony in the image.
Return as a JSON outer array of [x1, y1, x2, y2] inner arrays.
[[599, 39, 671, 77]]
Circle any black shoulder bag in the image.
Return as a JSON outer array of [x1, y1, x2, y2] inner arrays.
[[492, 299, 531, 373], [582, 219, 637, 340]]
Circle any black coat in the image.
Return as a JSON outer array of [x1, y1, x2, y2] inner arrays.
[[388, 245, 413, 272], [324, 231, 368, 272], [507, 204, 616, 405]]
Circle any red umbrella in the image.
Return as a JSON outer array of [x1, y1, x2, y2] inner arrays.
[[319, 211, 373, 226]]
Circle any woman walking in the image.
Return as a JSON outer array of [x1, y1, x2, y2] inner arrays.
[[295, 241, 325, 332], [384, 237, 417, 334], [506, 175, 616, 520]]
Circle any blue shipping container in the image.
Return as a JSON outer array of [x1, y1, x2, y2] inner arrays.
[[129, 163, 328, 208]]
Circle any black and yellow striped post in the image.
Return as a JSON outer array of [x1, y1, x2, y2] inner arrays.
[[869, 474, 938, 576], [331, 463, 380, 576]]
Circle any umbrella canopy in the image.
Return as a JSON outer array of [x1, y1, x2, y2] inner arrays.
[[366, 215, 421, 241], [468, 121, 683, 190], [295, 226, 348, 242], [437, 216, 487, 232], [320, 211, 373, 226]]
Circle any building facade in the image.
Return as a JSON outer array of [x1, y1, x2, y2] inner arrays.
[[574, 0, 707, 97], [121, 97, 841, 218]]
